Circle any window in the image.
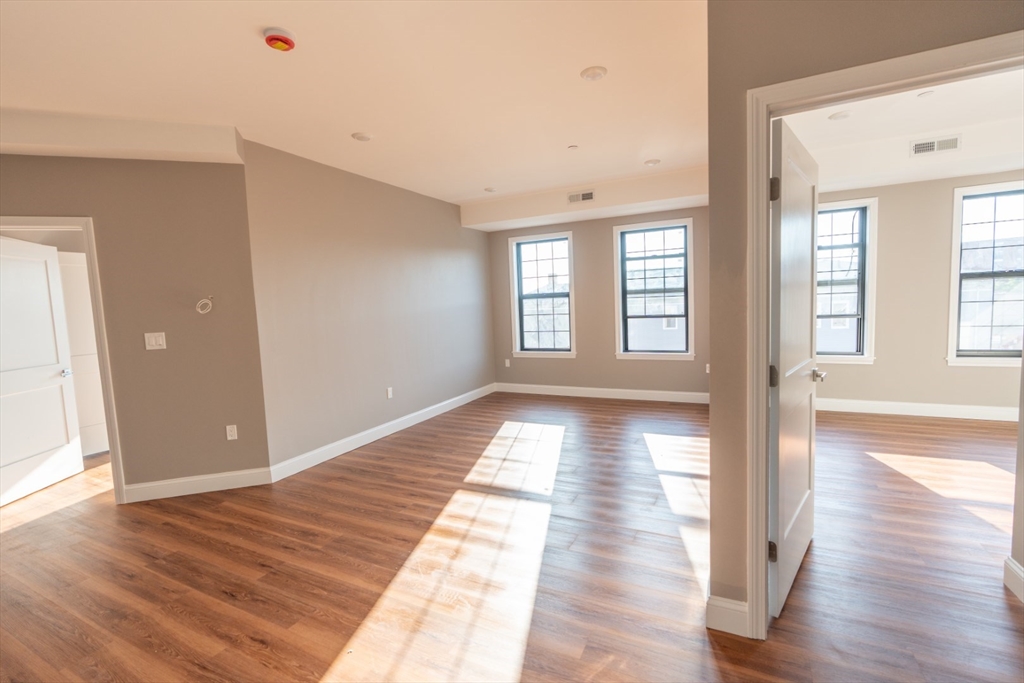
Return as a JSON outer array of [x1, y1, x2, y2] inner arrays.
[[613, 220, 694, 359], [815, 199, 876, 361], [509, 233, 574, 357], [949, 182, 1024, 364]]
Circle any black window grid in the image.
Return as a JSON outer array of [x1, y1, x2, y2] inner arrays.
[[816, 207, 867, 355], [956, 189, 1024, 358], [619, 226, 689, 353], [516, 238, 572, 352]]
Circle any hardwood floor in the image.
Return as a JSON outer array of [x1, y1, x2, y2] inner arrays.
[[0, 394, 1020, 682]]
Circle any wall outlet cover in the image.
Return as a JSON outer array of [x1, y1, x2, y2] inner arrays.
[[226, 425, 238, 440], [144, 332, 166, 350]]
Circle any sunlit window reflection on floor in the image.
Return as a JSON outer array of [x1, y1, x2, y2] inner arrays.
[[643, 433, 709, 477], [868, 452, 1015, 534], [644, 433, 710, 597], [0, 460, 113, 534], [463, 421, 564, 495], [323, 489, 551, 683]]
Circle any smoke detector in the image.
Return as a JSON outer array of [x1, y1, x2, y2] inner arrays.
[[264, 28, 295, 52]]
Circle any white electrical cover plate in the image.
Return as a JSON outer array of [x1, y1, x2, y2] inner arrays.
[[144, 332, 166, 350]]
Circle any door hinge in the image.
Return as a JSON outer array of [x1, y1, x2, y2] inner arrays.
[[769, 364, 779, 388], [769, 176, 781, 202], [768, 541, 778, 563]]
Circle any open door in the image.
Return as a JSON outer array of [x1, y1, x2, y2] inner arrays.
[[0, 237, 83, 506], [768, 119, 822, 618]]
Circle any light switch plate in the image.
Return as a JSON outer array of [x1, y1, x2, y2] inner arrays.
[[144, 332, 167, 350]]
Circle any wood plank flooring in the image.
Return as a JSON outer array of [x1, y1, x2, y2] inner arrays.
[[1, 394, 1020, 682]]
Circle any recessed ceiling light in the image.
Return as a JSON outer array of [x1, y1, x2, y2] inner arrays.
[[828, 110, 852, 121], [579, 66, 607, 81], [484, 187, 497, 193], [351, 132, 373, 142], [568, 145, 579, 150], [917, 90, 935, 98], [644, 159, 661, 167]]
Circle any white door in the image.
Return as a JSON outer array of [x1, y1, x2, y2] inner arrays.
[[768, 119, 821, 617], [59, 252, 109, 456], [0, 237, 83, 506]]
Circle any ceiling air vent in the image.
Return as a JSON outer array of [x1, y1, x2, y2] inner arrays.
[[910, 135, 960, 157], [568, 190, 595, 204]]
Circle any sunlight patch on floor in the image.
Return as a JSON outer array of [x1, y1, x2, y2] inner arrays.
[[868, 451, 1014, 534], [643, 433, 709, 476], [323, 489, 551, 683], [463, 421, 564, 495], [645, 433, 710, 598], [0, 460, 112, 534]]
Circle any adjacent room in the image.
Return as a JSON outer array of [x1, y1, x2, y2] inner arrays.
[[0, 2, 1021, 682]]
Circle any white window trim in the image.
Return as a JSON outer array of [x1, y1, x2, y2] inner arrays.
[[815, 197, 878, 365], [612, 219, 695, 361], [946, 180, 1024, 368], [508, 231, 577, 359]]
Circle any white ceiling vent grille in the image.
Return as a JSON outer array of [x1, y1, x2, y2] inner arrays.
[[568, 190, 595, 204], [910, 135, 961, 157]]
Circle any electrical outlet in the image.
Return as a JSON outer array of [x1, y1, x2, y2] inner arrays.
[[226, 425, 238, 440], [144, 332, 166, 350], [505, 359, 510, 367], [706, 364, 711, 374], [387, 387, 393, 399]]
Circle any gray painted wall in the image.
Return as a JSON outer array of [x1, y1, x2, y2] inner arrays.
[[488, 208, 710, 394], [819, 171, 1022, 407], [707, 0, 1024, 603], [0, 154, 271, 484], [243, 142, 495, 467]]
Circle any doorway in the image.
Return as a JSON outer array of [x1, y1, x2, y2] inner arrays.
[[745, 33, 1024, 638], [0, 216, 125, 506]]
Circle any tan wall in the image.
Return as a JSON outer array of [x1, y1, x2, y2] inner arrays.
[[0, 154, 270, 484], [488, 208, 710, 393], [707, 1, 1024, 602], [243, 142, 494, 466], [819, 171, 1023, 407]]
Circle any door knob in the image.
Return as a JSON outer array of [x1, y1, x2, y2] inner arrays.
[[812, 368, 827, 382], [61, 368, 74, 378]]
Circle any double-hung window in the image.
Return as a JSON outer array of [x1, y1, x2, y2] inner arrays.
[[949, 182, 1024, 364], [815, 199, 876, 361], [510, 233, 574, 357], [613, 220, 693, 359]]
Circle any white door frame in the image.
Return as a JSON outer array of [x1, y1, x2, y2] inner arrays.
[[0, 216, 126, 504], [743, 31, 1024, 640]]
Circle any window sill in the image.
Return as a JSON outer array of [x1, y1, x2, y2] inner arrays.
[[512, 351, 576, 359], [616, 352, 694, 361], [946, 356, 1021, 368], [816, 355, 875, 365]]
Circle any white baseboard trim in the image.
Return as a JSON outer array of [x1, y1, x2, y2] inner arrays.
[[123, 467, 272, 503], [705, 596, 749, 637], [816, 398, 1017, 422], [1005, 556, 1024, 603], [494, 382, 709, 404], [269, 383, 498, 482]]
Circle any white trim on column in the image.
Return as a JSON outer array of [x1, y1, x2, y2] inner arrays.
[[817, 398, 1017, 422], [1005, 557, 1024, 602], [495, 382, 709, 404], [123, 467, 272, 503], [742, 31, 1024, 641], [706, 597, 750, 636]]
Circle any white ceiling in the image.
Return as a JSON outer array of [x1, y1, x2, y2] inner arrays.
[[785, 69, 1024, 192], [0, 1, 707, 205]]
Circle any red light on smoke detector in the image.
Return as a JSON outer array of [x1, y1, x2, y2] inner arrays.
[[263, 28, 295, 52]]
